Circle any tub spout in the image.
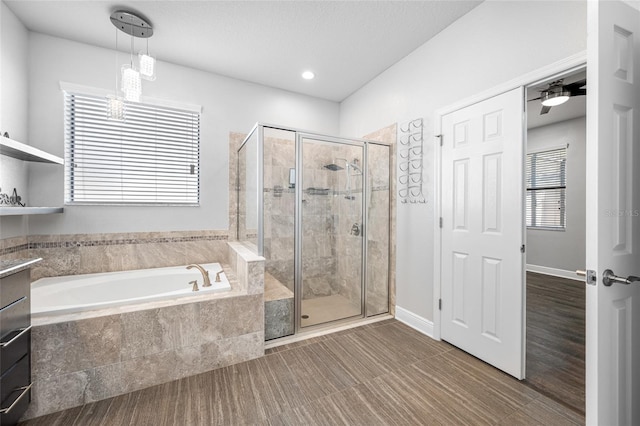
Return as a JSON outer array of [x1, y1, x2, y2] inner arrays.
[[186, 264, 211, 287]]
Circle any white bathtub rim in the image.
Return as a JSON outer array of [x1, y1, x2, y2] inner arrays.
[[31, 263, 241, 326]]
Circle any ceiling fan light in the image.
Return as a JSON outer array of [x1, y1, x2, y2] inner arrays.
[[541, 90, 570, 107]]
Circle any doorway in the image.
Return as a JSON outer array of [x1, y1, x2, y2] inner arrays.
[[524, 68, 587, 415]]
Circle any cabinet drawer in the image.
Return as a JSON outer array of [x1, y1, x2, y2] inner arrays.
[[0, 270, 29, 311], [0, 296, 29, 340], [0, 386, 30, 426], [0, 355, 31, 426], [0, 354, 30, 409], [0, 328, 30, 376]]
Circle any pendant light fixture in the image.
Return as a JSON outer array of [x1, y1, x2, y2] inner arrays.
[[139, 38, 156, 81], [110, 10, 154, 103]]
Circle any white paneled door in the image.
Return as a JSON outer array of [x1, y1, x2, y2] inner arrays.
[[440, 88, 525, 379], [586, 1, 640, 425]]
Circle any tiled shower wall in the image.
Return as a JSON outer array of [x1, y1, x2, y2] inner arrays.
[[0, 230, 229, 281], [262, 135, 296, 292]]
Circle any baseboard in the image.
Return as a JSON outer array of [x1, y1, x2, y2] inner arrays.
[[526, 264, 582, 281], [395, 306, 435, 338]]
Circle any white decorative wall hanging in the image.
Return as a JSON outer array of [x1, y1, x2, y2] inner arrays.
[[398, 118, 426, 204]]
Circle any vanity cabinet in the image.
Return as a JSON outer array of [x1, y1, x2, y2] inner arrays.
[[0, 259, 39, 425]]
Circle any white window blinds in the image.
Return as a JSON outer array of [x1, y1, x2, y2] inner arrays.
[[64, 92, 200, 205], [526, 148, 567, 229]]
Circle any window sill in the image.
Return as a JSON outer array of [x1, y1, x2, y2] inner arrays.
[[526, 226, 566, 232]]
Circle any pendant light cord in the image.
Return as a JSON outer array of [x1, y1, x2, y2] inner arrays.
[[130, 16, 134, 67], [115, 27, 118, 94]]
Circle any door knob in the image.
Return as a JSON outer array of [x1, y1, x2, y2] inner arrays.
[[602, 269, 640, 287]]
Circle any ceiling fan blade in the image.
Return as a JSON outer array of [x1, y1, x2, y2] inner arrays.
[[540, 105, 551, 115], [569, 88, 587, 97], [564, 79, 587, 92], [527, 96, 542, 102]]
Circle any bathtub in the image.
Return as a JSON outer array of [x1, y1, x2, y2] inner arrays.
[[31, 263, 231, 318]]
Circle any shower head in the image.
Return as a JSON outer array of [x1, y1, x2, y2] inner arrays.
[[324, 163, 344, 171], [349, 162, 362, 174]]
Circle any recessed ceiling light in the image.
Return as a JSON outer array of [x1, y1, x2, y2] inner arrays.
[[302, 71, 315, 80]]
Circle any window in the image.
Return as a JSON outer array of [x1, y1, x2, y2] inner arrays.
[[526, 147, 566, 229], [64, 91, 200, 205]]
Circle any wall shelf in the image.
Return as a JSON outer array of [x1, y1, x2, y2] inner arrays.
[[0, 207, 64, 216], [1, 136, 64, 215], [0, 136, 63, 164]]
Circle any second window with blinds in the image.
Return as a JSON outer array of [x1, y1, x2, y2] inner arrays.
[[526, 147, 567, 230], [64, 91, 200, 205]]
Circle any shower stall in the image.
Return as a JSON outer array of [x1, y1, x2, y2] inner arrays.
[[237, 124, 390, 340]]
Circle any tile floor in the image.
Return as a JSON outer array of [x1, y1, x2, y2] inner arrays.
[[20, 319, 583, 425]]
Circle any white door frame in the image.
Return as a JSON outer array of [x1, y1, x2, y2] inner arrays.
[[433, 51, 586, 342]]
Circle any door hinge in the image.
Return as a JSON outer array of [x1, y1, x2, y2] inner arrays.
[[439, 299, 442, 310], [436, 134, 443, 146], [520, 244, 525, 253], [439, 217, 443, 228]]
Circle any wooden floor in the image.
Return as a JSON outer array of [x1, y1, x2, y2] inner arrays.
[[21, 319, 583, 426], [525, 272, 586, 415]]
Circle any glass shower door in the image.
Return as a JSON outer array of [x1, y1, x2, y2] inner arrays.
[[298, 136, 364, 328]]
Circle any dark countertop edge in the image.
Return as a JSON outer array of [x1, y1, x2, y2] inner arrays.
[[0, 258, 42, 278]]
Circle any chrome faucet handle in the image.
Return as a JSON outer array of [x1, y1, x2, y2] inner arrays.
[[215, 271, 223, 282], [189, 280, 199, 292]]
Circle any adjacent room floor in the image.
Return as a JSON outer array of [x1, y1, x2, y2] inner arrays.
[[21, 319, 583, 425], [525, 272, 586, 415]]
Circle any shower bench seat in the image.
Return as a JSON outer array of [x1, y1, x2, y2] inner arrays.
[[264, 272, 293, 340]]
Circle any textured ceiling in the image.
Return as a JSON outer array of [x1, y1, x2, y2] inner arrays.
[[5, 0, 482, 102]]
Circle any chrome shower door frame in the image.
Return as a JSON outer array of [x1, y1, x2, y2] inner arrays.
[[295, 132, 368, 333]]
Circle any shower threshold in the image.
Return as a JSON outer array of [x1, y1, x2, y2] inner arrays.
[[264, 313, 393, 350]]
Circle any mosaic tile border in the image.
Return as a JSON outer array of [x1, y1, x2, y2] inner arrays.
[[0, 243, 29, 256], [0, 233, 228, 256]]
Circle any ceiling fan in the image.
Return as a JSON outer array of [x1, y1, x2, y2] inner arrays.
[[528, 79, 587, 115]]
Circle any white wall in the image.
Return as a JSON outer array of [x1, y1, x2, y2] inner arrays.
[[526, 117, 586, 273], [339, 1, 587, 322], [0, 2, 29, 239], [26, 33, 339, 235]]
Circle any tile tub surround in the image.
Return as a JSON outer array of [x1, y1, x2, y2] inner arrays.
[[0, 230, 230, 281], [23, 243, 265, 420], [0, 235, 29, 260]]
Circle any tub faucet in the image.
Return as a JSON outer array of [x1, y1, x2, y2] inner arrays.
[[186, 264, 211, 287], [189, 280, 199, 292]]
